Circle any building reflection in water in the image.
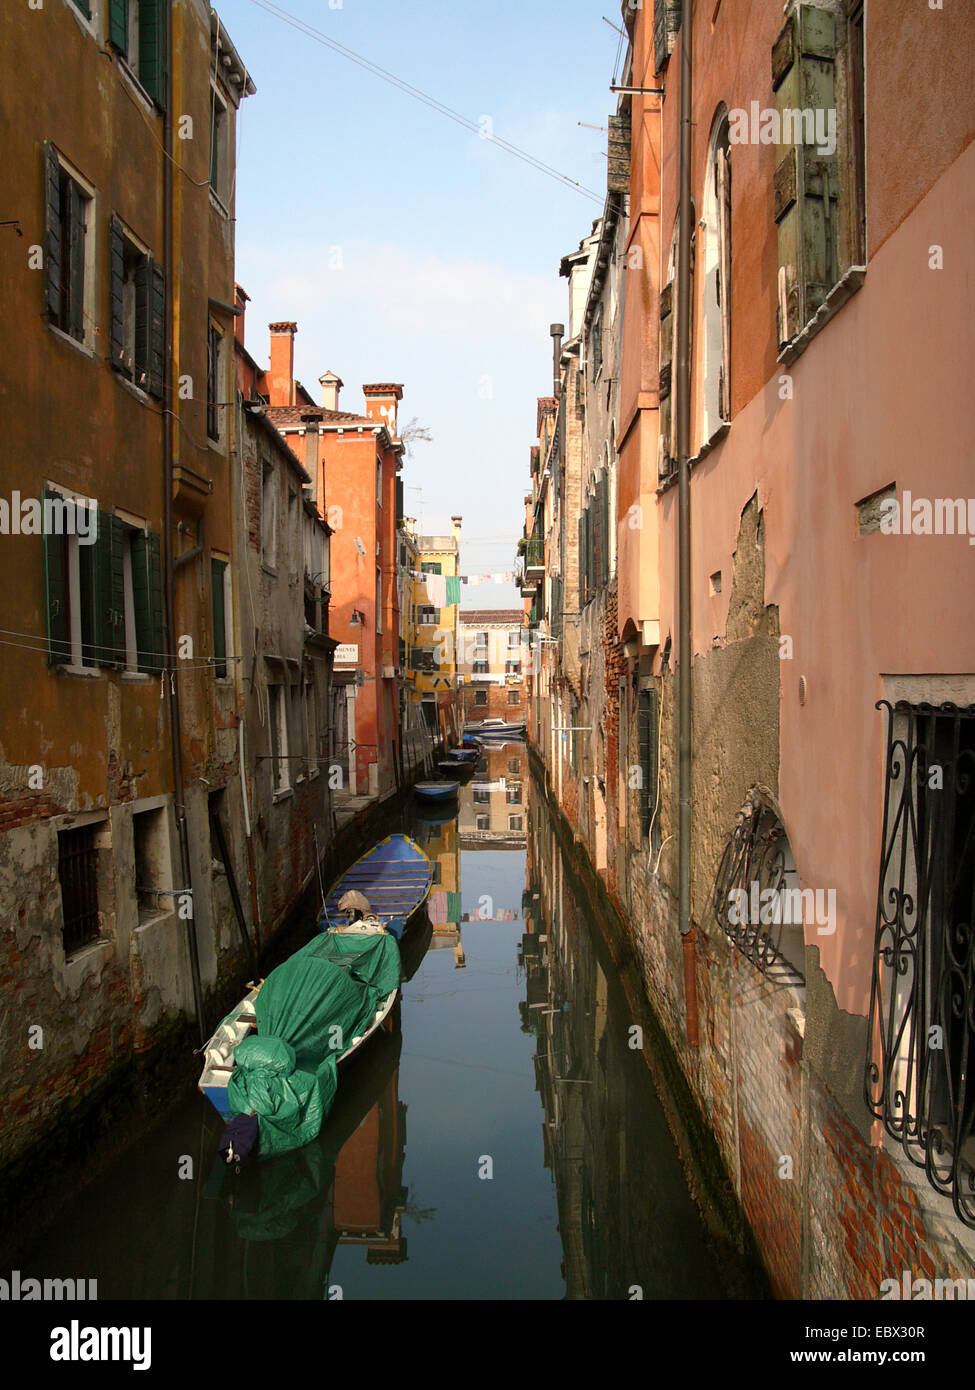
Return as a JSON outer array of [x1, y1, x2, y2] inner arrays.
[[521, 782, 737, 1300]]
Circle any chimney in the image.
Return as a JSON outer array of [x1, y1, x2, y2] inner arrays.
[[362, 383, 404, 437], [450, 515, 462, 548], [319, 371, 343, 412], [268, 321, 297, 406], [550, 322, 564, 398], [234, 284, 249, 347]]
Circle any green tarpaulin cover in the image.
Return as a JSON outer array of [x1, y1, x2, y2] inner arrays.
[[227, 930, 401, 1159]]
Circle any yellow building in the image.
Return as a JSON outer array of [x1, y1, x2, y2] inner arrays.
[[413, 517, 461, 740]]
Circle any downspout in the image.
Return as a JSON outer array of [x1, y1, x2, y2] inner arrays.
[[676, 0, 699, 1047], [163, 3, 206, 1043]]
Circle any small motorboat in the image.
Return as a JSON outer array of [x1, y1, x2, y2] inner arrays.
[[320, 833, 432, 939], [414, 780, 460, 801], [463, 719, 526, 741], [437, 759, 472, 780], [446, 747, 477, 762]]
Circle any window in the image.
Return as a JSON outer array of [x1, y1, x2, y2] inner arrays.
[[421, 562, 441, 575], [209, 84, 229, 205], [475, 689, 488, 707], [506, 785, 521, 805], [474, 789, 490, 805], [507, 758, 521, 775], [475, 815, 490, 831], [508, 690, 520, 706], [473, 661, 489, 675], [866, 699, 975, 1227], [376, 569, 382, 635], [475, 631, 488, 650], [43, 498, 163, 673], [287, 490, 298, 575], [505, 659, 520, 674], [702, 112, 732, 440], [507, 631, 520, 649], [132, 806, 169, 923], [653, 0, 682, 73], [261, 462, 277, 569], [211, 557, 229, 678], [268, 683, 290, 795], [44, 146, 93, 346], [305, 680, 318, 776], [57, 822, 103, 953], [591, 302, 603, 378], [108, 217, 164, 397], [418, 606, 438, 626], [207, 320, 224, 442], [107, 0, 167, 108], [508, 815, 524, 832], [376, 460, 382, 506], [638, 685, 661, 851], [773, 2, 866, 353]]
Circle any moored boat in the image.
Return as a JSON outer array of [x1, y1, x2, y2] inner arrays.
[[320, 833, 432, 940], [414, 779, 460, 800]]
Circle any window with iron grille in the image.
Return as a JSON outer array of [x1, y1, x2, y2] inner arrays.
[[58, 823, 102, 954], [866, 700, 975, 1227], [475, 689, 488, 707], [710, 789, 807, 988]]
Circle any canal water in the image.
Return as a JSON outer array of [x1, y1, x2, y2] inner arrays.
[[9, 753, 765, 1300]]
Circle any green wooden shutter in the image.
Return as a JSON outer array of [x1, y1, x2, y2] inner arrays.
[[773, 5, 839, 346], [71, 0, 92, 18], [211, 559, 227, 678], [133, 256, 150, 392], [107, 0, 127, 52], [43, 490, 69, 664], [577, 513, 586, 608], [43, 144, 61, 322], [67, 179, 85, 341], [94, 511, 125, 669], [638, 686, 660, 838], [108, 215, 126, 371], [147, 258, 165, 398], [139, 0, 168, 110], [132, 530, 164, 673]]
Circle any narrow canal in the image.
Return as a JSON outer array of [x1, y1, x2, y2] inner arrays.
[[9, 753, 767, 1300]]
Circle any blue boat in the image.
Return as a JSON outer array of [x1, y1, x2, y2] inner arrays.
[[414, 780, 460, 802], [446, 748, 477, 762], [319, 833, 432, 941]]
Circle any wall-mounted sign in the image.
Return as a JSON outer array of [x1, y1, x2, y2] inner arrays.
[[334, 644, 359, 664]]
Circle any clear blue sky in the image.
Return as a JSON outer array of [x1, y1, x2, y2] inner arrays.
[[218, 0, 620, 606]]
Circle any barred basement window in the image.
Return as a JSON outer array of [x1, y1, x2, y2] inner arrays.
[[58, 823, 101, 954], [865, 700, 975, 1228], [710, 789, 807, 988]]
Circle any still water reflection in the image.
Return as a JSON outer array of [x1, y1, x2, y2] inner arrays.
[[11, 753, 761, 1299]]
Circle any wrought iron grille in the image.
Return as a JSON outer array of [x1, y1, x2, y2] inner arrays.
[[57, 823, 100, 955], [710, 789, 806, 988], [865, 700, 975, 1227]]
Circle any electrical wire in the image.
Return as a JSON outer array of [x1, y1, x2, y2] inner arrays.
[[246, 0, 604, 206]]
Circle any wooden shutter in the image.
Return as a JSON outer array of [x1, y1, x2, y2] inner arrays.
[[132, 530, 164, 673], [94, 511, 125, 669], [43, 490, 68, 664], [147, 258, 165, 398], [773, 5, 839, 346], [607, 113, 631, 195], [139, 0, 168, 109], [638, 687, 660, 836], [717, 146, 732, 421], [653, 0, 682, 74], [578, 513, 586, 607], [211, 559, 227, 678], [107, 0, 127, 53], [67, 179, 85, 341], [134, 256, 150, 391], [108, 216, 126, 371], [43, 144, 61, 321]]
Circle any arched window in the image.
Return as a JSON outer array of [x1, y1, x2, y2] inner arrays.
[[701, 110, 732, 442]]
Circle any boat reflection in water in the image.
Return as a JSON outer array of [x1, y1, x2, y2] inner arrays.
[[203, 1016, 408, 1298]]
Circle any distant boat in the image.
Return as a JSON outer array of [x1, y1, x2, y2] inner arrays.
[[446, 748, 477, 762], [320, 833, 432, 940], [414, 780, 460, 801], [463, 718, 526, 741]]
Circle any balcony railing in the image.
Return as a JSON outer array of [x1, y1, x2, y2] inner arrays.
[[524, 536, 545, 572]]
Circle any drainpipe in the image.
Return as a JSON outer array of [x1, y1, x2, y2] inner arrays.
[[163, 4, 205, 1043], [676, 0, 699, 1047]]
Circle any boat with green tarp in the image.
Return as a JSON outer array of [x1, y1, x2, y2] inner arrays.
[[198, 926, 402, 1161]]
